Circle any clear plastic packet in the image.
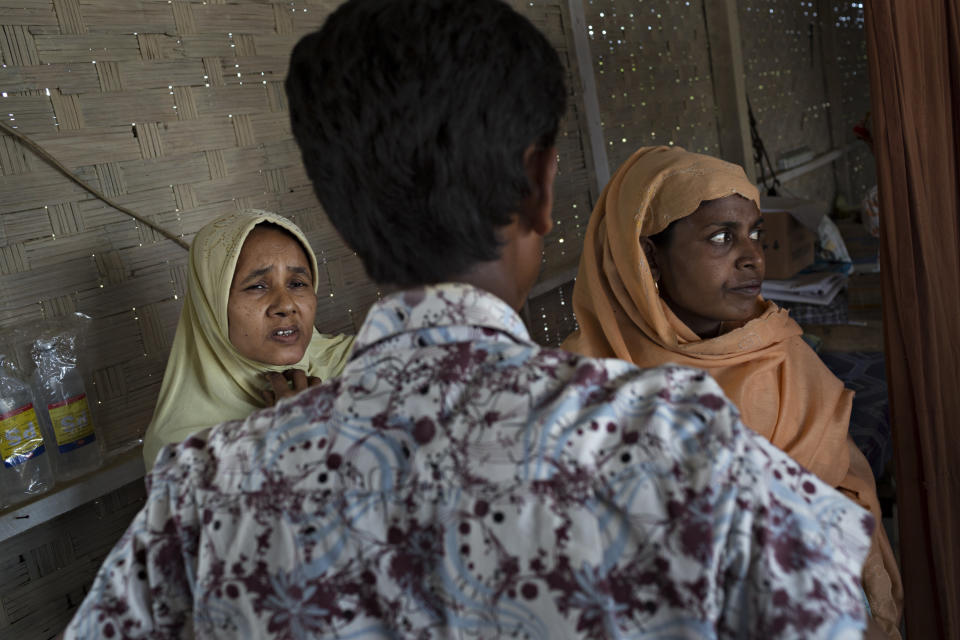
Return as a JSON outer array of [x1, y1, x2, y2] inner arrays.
[[20, 313, 103, 483], [0, 342, 55, 509]]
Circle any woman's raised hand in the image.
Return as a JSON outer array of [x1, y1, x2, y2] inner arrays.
[[262, 369, 322, 406]]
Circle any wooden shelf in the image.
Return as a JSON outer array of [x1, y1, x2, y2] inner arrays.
[[0, 448, 145, 543]]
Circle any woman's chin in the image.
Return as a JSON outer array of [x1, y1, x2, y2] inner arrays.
[[280, 352, 308, 367], [723, 296, 763, 319], [257, 347, 309, 368]]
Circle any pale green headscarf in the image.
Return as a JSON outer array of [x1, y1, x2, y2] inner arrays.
[[142, 210, 354, 470]]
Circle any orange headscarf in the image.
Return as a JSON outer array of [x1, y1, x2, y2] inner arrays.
[[562, 146, 902, 636]]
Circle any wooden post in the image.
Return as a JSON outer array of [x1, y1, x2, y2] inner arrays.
[[566, 0, 611, 194], [703, 0, 755, 182]]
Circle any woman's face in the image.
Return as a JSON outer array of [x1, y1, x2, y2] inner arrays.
[[227, 226, 317, 365], [642, 195, 765, 338]]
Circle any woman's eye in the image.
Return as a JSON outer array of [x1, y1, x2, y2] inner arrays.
[[709, 231, 732, 245], [749, 228, 763, 241], [245, 283, 266, 291], [289, 280, 309, 289]]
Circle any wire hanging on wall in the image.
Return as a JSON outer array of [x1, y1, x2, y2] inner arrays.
[[0, 120, 190, 251]]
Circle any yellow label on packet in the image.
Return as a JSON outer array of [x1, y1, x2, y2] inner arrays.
[[48, 394, 96, 453], [0, 403, 46, 467]]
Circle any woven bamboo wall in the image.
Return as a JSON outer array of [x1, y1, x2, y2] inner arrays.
[[0, 481, 146, 640], [738, 0, 835, 200], [521, 1, 600, 287], [0, 0, 597, 453], [526, 279, 577, 349], [583, 0, 721, 172]]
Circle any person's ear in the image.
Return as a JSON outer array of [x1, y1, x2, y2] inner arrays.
[[520, 144, 557, 236], [639, 236, 661, 282]]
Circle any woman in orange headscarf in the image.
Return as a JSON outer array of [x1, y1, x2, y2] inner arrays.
[[563, 146, 903, 637]]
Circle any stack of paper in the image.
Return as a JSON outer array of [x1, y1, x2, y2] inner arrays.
[[761, 271, 848, 306]]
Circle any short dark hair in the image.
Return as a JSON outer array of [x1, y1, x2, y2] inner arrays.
[[285, 0, 567, 286]]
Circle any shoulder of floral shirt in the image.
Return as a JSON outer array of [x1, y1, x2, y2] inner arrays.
[[350, 283, 533, 356]]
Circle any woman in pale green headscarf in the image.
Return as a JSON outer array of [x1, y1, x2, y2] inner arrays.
[[142, 210, 354, 470]]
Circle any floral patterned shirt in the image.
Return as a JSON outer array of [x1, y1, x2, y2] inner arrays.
[[66, 284, 872, 639]]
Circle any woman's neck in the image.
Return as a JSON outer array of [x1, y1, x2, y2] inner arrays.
[[661, 298, 724, 340]]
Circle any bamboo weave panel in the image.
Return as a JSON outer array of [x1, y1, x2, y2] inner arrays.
[[526, 279, 578, 348], [0, 481, 146, 639], [515, 1, 599, 286], [583, 0, 722, 172]]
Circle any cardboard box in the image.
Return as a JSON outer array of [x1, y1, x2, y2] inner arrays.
[[760, 196, 827, 280]]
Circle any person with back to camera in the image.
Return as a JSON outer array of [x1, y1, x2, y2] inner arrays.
[[63, 2, 884, 638], [141, 209, 354, 470], [562, 145, 902, 638]]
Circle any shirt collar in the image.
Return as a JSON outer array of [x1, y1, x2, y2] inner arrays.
[[353, 283, 532, 352]]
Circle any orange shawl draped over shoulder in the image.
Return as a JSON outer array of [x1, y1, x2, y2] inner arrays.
[[562, 146, 903, 636]]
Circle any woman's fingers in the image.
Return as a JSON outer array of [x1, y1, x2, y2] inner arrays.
[[263, 371, 296, 403], [265, 371, 291, 395], [263, 369, 315, 405], [261, 388, 277, 407], [286, 368, 309, 392]]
